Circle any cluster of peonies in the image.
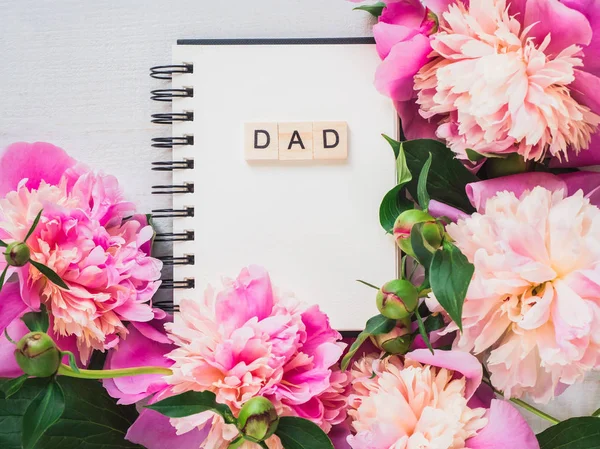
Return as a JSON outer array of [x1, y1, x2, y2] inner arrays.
[[0, 142, 163, 365], [353, 0, 600, 165]]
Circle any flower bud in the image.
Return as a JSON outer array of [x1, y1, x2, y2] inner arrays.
[[237, 396, 279, 443], [371, 326, 412, 355], [393, 210, 436, 257], [376, 280, 419, 321], [15, 332, 61, 377], [5, 241, 31, 267], [421, 222, 443, 251]]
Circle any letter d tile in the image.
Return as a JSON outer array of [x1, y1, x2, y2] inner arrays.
[[245, 122, 279, 160]]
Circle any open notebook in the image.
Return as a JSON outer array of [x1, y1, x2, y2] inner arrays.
[[151, 38, 398, 331]]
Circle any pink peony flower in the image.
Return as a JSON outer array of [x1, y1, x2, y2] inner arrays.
[[370, 0, 600, 162], [346, 349, 539, 449], [428, 175, 600, 402], [0, 142, 163, 363], [164, 265, 349, 448]]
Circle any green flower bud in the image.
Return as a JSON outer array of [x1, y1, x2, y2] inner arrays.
[[237, 396, 279, 443], [15, 332, 61, 377], [485, 153, 529, 178], [393, 210, 436, 257], [376, 280, 419, 321], [5, 241, 31, 267], [371, 326, 412, 355], [421, 222, 444, 251]]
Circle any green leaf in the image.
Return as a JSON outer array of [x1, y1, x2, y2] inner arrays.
[[593, 408, 600, 418], [417, 153, 432, 210], [383, 134, 401, 159], [341, 315, 396, 370], [275, 416, 334, 449], [0, 375, 29, 399], [396, 142, 413, 185], [25, 209, 43, 242], [403, 139, 478, 213], [62, 351, 80, 373], [429, 241, 474, 332], [147, 390, 236, 424], [379, 184, 413, 233], [424, 313, 446, 334], [21, 304, 50, 333], [414, 308, 434, 354], [466, 148, 485, 162], [353, 2, 386, 18], [0, 239, 7, 247], [0, 266, 8, 292], [29, 260, 69, 290], [410, 223, 434, 271], [0, 377, 143, 449], [22, 381, 66, 449], [537, 417, 600, 449]]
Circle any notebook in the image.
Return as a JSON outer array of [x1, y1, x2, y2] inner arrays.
[[151, 38, 398, 331]]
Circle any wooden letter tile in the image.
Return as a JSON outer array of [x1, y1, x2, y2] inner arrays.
[[245, 122, 279, 160], [313, 121, 348, 160], [278, 122, 313, 160]]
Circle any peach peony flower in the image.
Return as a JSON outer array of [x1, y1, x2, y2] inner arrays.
[[165, 266, 349, 448], [0, 142, 163, 363], [428, 184, 600, 402], [368, 0, 600, 162], [346, 349, 539, 449]]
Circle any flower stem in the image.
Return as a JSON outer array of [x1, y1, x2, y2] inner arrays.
[[57, 363, 172, 379], [483, 379, 560, 425]]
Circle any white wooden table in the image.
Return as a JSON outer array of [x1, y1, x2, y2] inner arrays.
[[1, 0, 597, 434]]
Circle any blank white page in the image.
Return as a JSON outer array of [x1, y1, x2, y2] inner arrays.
[[170, 40, 398, 331]]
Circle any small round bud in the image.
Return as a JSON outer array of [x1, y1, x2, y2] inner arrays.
[[421, 222, 444, 251], [237, 396, 279, 443], [485, 153, 529, 178], [376, 280, 419, 321], [393, 210, 436, 257], [15, 332, 61, 377], [5, 241, 31, 267]]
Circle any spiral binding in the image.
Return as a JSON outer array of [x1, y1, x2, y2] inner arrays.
[[151, 61, 195, 299]]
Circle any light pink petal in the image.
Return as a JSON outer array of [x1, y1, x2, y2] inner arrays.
[[395, 99, 439, 140], [406, 349, 483, 399], [0, 282, 28, 335], [428, 199, 469, 222], [561, 0, 600, 77], [375, 33, 432, 102], [0, 142, 76, 196], [373, 22, 421, 59], [524, 0, 592, 56], [558, 171, 600, 207], [466, 399, 539, 449], [126, 407, 209, 449], [0, 319, 29, 377], [466, 173, 568, 212]]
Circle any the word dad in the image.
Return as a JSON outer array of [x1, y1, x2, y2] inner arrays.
[[244, 121, 348, 161]]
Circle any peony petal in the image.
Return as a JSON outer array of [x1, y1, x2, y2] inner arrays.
[[550, 132, 600, 168], [373, 22, 421, 59], [570, 69, 600, 115], [562, 0, 600, 77], [375, 33, 432, 102], [406, 349, 483, 399], [395, 99, 439, 140], [428, 199, 469, 222], [126, 407, 209, 449], [0, 319, 29, 377], [329, 421, 353, 449], [466, 173, 568, 212], [558, 171, 600, 207], [380, 0, 425, 26], [524, 0, 592, 56], [422, 0, 458, 14], [466, 399, 539, 449], [0, 282, 28, 335], [0, 142, 76, 196]]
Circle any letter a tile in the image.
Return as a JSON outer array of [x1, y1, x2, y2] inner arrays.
[[278, 122, 313, 160], [245, 122, 279, 160]]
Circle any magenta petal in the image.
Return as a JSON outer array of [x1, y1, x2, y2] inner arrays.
[[550, 133, 600, 168], [421, 0, 457, 14], [558, 171, 600, 207], [380, 0, 425, 26], [524, 0, 592, 56], [375, 33, 432, 102], [406, 349, 483, 400], [395, 99, 439, 140], [0, 319, 29, 377], [562, 0, 600, 77], [571, 69, 600, 115], [0, 282, 28, 335], [126, 408, 209, 449], [329, 421, 353, 449], [466, 399, 539, 449], [0, 142, 76, 196], [466, 173, 568, 212], [373, 23, 421, 59], [428, 199, 469, 222]]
